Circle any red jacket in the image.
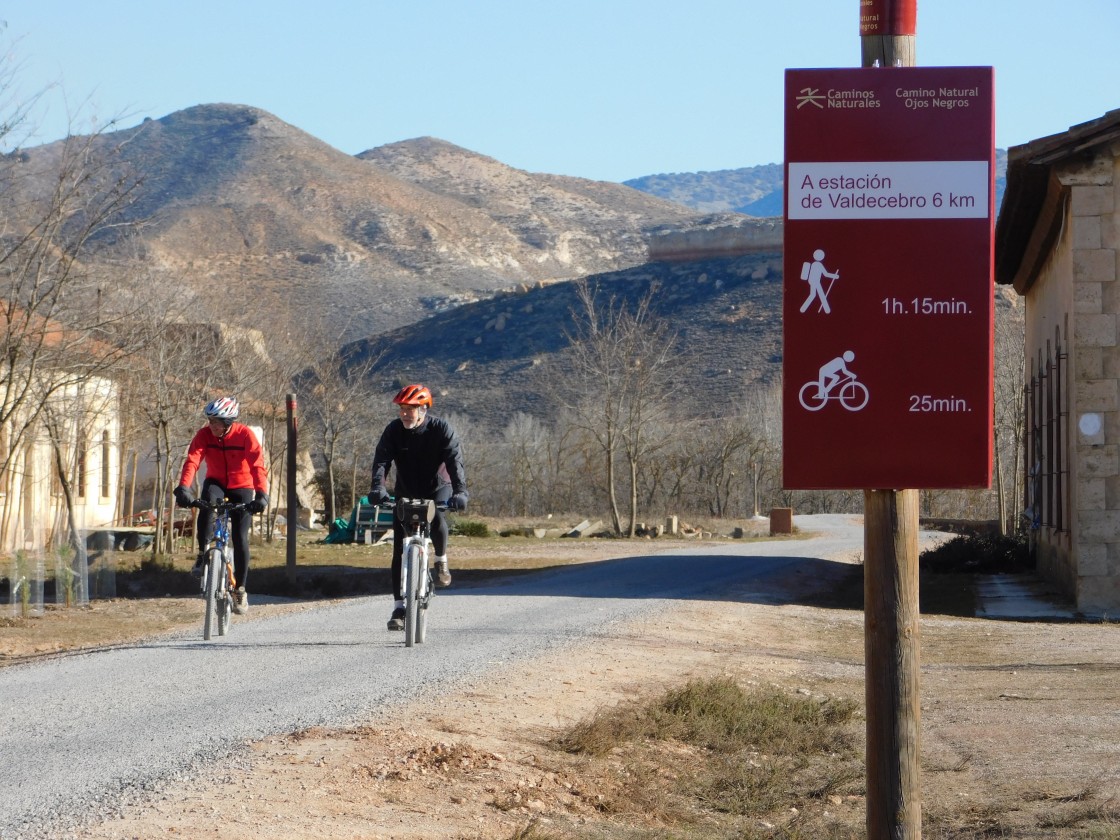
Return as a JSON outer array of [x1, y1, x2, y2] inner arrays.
[[179, 422, 268, 493]]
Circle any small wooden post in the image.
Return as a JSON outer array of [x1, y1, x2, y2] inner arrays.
[[860, 2, 922, 837], [285, 394, 298, 584]]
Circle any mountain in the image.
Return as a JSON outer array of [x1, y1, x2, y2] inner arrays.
[[23, 104, 709, 344], [623, 150, 1009, 217], [625, 164, 784, 216], [343, 249, 786, 428]]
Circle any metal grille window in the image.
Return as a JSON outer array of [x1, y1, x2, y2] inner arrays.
[[100, 430, 111, 499], [1023, 324, 1069, 532], [76, 438, 87, 500]]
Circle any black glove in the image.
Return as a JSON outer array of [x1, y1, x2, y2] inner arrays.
[[173, 485, 194, 508], [247, 491, 268, 514], [370, 487, 392, 505], [447, 492, 468, 512]]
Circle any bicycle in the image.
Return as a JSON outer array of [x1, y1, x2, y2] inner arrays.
[[798, 372, 870, 412], [387, 497, 446, 647], [191, 498, 248, 641]]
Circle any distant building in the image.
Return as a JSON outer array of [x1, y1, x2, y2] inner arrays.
[[996, 108, 1120, 616]]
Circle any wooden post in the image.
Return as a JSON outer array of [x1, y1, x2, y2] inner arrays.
[[286, 394, 298, 584], [864, 489, 921, 837], [860, 2, 921, 838]]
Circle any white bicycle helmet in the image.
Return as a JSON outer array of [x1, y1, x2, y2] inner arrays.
[[203, 396, 240, 421]]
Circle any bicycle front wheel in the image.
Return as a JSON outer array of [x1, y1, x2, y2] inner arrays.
[[203, 549, 221, 641], [217, 548, 233, 636], [839, 380, 870, 411], [417, 570, 431, 644], [404, 543, 423, 647]]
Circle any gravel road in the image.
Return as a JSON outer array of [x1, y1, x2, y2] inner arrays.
[[0, 515, 867, 839]]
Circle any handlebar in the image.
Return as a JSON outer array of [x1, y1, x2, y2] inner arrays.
[[372, 496, 454, 512], [191, 499, 251, 514]]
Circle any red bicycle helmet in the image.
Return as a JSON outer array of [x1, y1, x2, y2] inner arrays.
[[393, 384, 432, 407]]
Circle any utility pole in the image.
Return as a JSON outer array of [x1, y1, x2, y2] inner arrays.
[[860, 4, 921, 838]]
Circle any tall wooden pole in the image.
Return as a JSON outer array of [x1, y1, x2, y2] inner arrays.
[[859, 2, 921, 838]]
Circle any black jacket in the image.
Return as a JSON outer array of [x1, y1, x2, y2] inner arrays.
[[369, 414, 467, 501]]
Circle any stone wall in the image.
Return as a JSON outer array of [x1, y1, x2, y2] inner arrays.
[[1067, 152, 1120, 614]]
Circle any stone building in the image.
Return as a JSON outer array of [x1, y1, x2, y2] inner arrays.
[[995, 108, 1120, 615]]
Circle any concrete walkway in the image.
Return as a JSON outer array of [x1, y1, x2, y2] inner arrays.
[[975, 573, 1079, 621]]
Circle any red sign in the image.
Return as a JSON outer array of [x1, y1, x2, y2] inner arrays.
[[782, 66, 995, 489]]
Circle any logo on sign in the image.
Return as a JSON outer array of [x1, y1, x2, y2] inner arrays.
[[795, 87, 826, 109]]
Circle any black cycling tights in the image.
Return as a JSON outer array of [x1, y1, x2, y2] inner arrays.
[[196, 479, 254, 588]]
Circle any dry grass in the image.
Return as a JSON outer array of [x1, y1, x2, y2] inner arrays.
[[537, 677, 866, 838]]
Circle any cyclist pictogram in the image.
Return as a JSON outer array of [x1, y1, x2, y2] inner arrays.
[[798, 350, 869, 412]]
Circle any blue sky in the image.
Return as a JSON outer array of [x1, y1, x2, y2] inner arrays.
[[5, 1, 1118, 182]]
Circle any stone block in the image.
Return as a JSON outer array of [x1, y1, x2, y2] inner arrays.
[[1073, 248, 1117, 283], [1078, 444, 1118, 478], [1107, 542, 1120, 575], [1076, 576, 1120, 616], [769, 507, 793, 535], [1074, 313, 1118, 347], [1078, 477, 1106, 510], [1075, 379, 1119, 412], [1074, 281, 1102, 313], [1078, 542, 1109, 575], [1106, 474, 1120, 508], [1077, 508, 1120, 542], [1076, 346, 1104, 379], [1071, 185, 1114, 217], [1072, 215, 1102, 250]]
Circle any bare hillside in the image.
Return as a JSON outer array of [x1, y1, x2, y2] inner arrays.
[[12, 105, 706, 344]]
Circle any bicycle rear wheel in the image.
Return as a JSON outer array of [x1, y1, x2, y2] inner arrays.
[[203, 549, 220, 641], [404, 543, 423, 647]]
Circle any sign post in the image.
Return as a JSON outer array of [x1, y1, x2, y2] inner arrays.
[[783, 36, 995, 839]]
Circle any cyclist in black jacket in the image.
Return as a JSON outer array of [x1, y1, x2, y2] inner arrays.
[[369, 384, 468, 631]]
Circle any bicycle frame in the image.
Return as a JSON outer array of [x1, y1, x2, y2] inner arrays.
[[393, 498, 438, 647], [194, 499, 245, 641]]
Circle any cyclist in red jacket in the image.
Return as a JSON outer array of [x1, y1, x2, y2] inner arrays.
[[174, 397, 269, 616]]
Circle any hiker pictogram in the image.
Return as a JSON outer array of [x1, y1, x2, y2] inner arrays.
[[799, 248, 840, 313]]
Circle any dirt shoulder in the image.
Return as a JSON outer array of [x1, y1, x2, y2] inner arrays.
[[7, 533, 1120, 838]]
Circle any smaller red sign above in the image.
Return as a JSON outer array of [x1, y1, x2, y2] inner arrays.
[[859, 0, 917, 36]]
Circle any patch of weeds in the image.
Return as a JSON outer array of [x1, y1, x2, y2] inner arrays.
[[554, 678, 857, 757], [139, 554, 175, 574], [451, 518, 490, 538], [547, 677, 863, 835]]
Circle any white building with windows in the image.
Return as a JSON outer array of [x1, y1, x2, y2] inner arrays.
[[0, 375, 121, 556]]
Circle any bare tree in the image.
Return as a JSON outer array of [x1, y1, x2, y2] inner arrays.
[[297, 343, 383, 525], [561, 279, 684, 536], [994, 297, 1026, 534], [0, 52, 147, 550]]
